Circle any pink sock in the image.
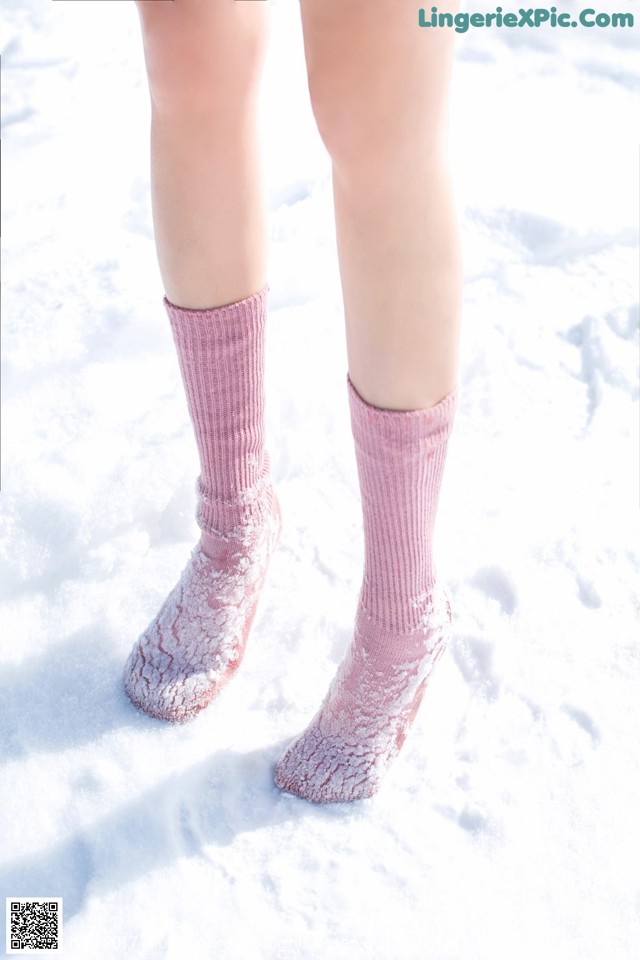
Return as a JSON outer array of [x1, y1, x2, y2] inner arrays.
[[274, 374, 456, 802], [124, 286, 281, 722]]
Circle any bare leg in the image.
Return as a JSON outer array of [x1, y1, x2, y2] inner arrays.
[[134, 0, 271, 308], [299, 0, 461, 409]]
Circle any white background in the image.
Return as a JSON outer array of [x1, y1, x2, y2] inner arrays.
[[1, 2, 639, 958]]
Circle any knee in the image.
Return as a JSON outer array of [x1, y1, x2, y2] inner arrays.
[[306, 61, 442, 185], [307, 69, 387, 175], [134, 0, 269, 117], [302, 9, 454, 181]]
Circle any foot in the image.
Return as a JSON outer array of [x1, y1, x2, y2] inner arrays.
[[124, 494, 281, 723], [274, 584, 451, 803]]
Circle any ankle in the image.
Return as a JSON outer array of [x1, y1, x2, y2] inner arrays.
[[199, 483, 278, 563], [355, 582, 452, 663]]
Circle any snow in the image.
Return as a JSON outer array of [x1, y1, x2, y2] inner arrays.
[[1, 1, 639, 958]]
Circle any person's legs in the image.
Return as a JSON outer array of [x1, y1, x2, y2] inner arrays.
[[134, 0, 271, 308], [297, 0, 461, 410], [274, 0, 461, 801], [123, 0, 280, 723]]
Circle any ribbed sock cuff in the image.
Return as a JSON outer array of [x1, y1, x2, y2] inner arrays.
[[164, 286, 271, 539], [347, 374, 457, 452], [348, 374, 457, 632]]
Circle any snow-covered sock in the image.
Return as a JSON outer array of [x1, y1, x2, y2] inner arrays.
[[124, 286, 281, 722], [274, 374, 456, 802]]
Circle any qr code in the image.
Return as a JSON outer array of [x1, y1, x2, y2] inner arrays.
[[6, 899, 63, 954]]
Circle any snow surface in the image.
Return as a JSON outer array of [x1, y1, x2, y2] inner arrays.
[[1, 1, 639, 957]]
